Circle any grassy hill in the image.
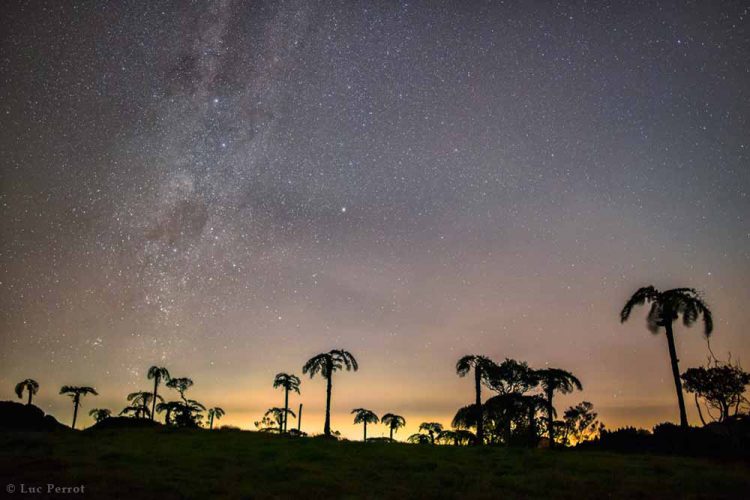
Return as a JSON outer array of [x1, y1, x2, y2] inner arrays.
[[1, 428, 748, 499]]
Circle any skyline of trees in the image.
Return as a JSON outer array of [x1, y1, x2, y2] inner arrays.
[[8, 284, 745, 442]]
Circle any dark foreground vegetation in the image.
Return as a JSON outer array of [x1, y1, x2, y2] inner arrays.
[[1, 427, 748, 499]]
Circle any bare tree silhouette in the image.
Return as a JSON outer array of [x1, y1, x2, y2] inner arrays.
[[456, 355, 496, 445], [147, 366, 171, 421], [535, 368, 582, 448], [302, 349, 358, 437], [381, 413, 406, 441], [60, 386, 98, 429], [351, 408, 379, 441], [621, 286, 713, 429], [273, 373, 301, 433], [15, 379, 39, 405]]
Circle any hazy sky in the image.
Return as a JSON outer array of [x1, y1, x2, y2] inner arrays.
[[1, 1, 748, 438]]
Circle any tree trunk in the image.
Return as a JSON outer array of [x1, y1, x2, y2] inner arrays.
[[694, 394, 706, 426], [284, 388, 290, 433], [475, 366, 483, 445], [27, 391, 32, 406], [298, 404, 303, 432], [210, 414, 214, 430], [665, 321, 688, 429], [547, 388, 554, 448], [151, 378, 158, 421], [324, 374, 332, 436], [528, 404, 537, 447], [390, 426, 393, 441], [364, 421, 367, 442], [72, 399, 79, 429]]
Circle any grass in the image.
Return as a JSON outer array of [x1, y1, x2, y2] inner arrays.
[[1, 429, 748, 499]]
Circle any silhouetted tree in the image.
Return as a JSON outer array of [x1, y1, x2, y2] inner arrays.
[[156, 401, 182, 426], [437, 429, 475, 446], [125, 391, 161, 418], [456, 355, 496, 445], [562, 401, 602, 445], [60, 386, 98, 429], [536, 368, 582, 448], [484, 392, 528, 445], [381, 413, 406, 441], [173, 399, 206, 428], [302, 349, 358, 437], [273, 373, 301, 433], [407, 433, 431, 444], [166, 377, 194, 403], [351, 408, 379, 441], [486, 359, 538, 395], [682, 358, 749, 424], [621, 286, 713, 429], [15, 379, 39, 406], [522, 394, 547, 447], [147, 366, 171, 421], [263, 407, 296, 433], [88, 408, 111, 423], [207, 407, 225, 430], [452, 403, 484, 442], [418, 422, 443, 444]]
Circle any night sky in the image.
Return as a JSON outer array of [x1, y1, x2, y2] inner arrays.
[[1, 1, 748, 438]]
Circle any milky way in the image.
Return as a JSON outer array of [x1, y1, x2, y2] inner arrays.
[[1, 1, 748, 437]]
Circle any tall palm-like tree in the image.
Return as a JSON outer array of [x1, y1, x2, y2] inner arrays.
[[15, 379, 39, 405], [89, 408, 111, 423], [419, 422, 444, 444], [59, 386, 98, 429], [535, 368, 582, 448], [273, 373, 301, 433], [351, 408, 379, 441], [207, 407, 225, 430], [147, 366, 171, 421], [302, 349, 358, 436], [456, 355, 496, 445], [620, 286, 713, 429], [381, 413, 406, 441]]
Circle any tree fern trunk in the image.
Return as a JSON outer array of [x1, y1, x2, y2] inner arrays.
[[284, 388, 289, 433], [475, 367, 483, 445], [364, 421, 367, 442], [547, 389, 554, 448], [694, 394, 707, 426], [665, 321, 688, 429], [27, 392, 32, 406], [72, 400, 79, 429], [152, 379, 158, 421], [298, 403, 303, 432], [324, 374, 332, 436]]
